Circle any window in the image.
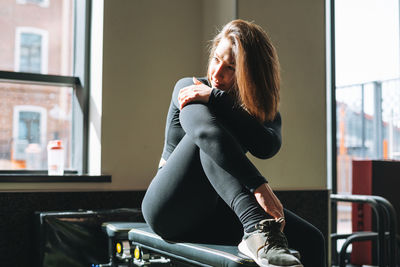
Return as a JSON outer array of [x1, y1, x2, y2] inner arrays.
[[13, 106, 47, 157], [16, 0, 50, 8], [331, 0, 400, 241], [20, 33, 42, 73], [15, 28, 48, 74], [0, 0, 90, 176]]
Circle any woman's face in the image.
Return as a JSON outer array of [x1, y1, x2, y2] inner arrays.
[[208, 38, 236, 91]]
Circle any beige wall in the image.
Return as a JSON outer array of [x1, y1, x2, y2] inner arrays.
[[101, 0, 202, 190], [102, 0, 326, 191], [100, 0, 238, 190], [238, 0, 327, 190], [2, 0, 327, 191], [201, 0, 236, 68]]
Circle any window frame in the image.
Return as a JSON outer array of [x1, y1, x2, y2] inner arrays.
[[0, 0, 99, 181], [327, 0, 338, 234]]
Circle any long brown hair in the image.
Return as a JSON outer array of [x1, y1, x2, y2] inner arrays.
[[207, 19, 280, 122]]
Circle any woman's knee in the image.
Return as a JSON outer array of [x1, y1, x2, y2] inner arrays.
[[141, 194, 171, 238], [141, 193, 154, 227], [180, 104, 223, 143]]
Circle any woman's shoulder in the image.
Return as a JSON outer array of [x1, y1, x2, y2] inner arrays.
[[173, 77, 193, 96], [175, 77, 193, 87], [175, 77, 209, 87]]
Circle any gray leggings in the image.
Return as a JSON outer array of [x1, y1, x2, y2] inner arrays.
[[142, 103, 326, 266]]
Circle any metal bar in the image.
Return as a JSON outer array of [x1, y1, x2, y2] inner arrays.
[[330, 0, 338, 239], [331, 194, 398, 266], [336, 77, 400, 89], [0, 174, 111, 183], [331, 232, 376, 241], [331, 194, 383, 266], [361, 84, 366, 157], [0, 170, 77, 174], [373, 81, 383, 158], [373, 196, 398, 267], [82, 0, 92, 174], [338, 232, 379, 267], [0, 70, 80, 87]]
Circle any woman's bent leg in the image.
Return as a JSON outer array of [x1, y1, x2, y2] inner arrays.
[[199, 150, 271, 232], [142, 135, 219, 240], [284, 209, 326, 267], [179, 103, 271, 232], [180, 103, 267, 192]]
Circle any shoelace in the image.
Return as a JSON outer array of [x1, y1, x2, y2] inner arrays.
[[256, 221, 289, 252]]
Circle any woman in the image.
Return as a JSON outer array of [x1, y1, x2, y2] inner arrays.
[[142, 19, 325, 267]]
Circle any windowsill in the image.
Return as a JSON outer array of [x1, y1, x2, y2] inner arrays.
[[0, 173, 111, 183]]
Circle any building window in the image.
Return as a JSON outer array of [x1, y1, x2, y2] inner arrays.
[[20, 33, 42, 73], [0, 0, 89, 175], [12, 106, 47, 169], [15, 28, 48, 74], [16, 110, 44, 144], [16, 0, 50, 8]]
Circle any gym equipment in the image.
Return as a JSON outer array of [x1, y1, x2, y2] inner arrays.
[[35, 208, 143, 267], [101, 222, 300, 267], [331, 194, 398, 267]]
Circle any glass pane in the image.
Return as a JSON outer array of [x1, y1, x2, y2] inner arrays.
[[0, 82, 74, 171], [20, 33, 42, 73], [334, 0, 400, 252], [19, 111, 41, 143], [382, 79, 400, 159], [0, 0, 74, 75], [27, 0, 45, 4]]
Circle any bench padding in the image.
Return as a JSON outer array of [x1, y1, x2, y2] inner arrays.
[[102, 222, 147, 238], [128, 222, 257, 267]]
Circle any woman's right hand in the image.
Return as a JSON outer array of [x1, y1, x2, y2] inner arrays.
[[254, 182, 285, 230], [178, 77, 212, 110], [158, 157, 166, 169]]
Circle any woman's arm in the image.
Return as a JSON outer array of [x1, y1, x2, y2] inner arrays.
[[178, 78, 282, 159], [208, 88, 282, 159], [159, 79, 191, 162], [254, 182, 285, 229]]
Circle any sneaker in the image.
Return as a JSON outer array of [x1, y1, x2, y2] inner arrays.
[[238, 218, 303, 267]]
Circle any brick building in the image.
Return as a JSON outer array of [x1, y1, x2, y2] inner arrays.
[[0, 0, 73, 170]]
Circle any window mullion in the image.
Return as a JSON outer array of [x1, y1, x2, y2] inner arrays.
[[0, 70, 80, 87]]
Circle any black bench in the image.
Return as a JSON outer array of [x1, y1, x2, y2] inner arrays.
[[102, 222, 300, 267]]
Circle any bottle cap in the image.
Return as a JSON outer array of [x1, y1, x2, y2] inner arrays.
[[48, 140, 63, 150]]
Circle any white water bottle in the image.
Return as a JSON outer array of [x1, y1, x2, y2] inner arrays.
[[47, 140, 64, 175]]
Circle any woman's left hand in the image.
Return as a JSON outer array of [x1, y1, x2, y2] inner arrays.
[[178, 77, 212, 110], [254, 183, 286, 231]]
